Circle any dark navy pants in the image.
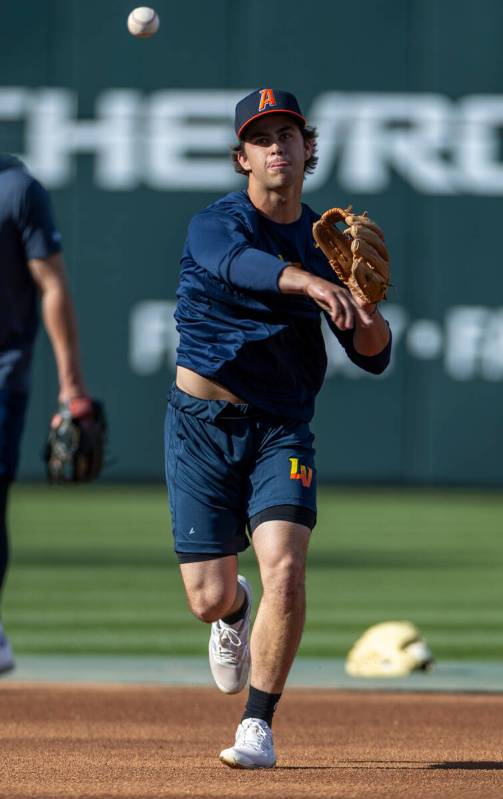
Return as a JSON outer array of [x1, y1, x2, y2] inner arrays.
[[0, 389, 29, 593]]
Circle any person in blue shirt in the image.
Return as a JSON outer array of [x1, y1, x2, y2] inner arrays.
[[165, 89, 392, 768], [0, 155, 91, 674]]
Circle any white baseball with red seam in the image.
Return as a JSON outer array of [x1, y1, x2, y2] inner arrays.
[[127, 7, 160, 37]]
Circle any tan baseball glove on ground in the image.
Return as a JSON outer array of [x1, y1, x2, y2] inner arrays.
[[312, 206, 390, 304], [345, 621, 434, 677]]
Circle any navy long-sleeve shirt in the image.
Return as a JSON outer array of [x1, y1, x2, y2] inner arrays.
[[175, 190, 391, 421]]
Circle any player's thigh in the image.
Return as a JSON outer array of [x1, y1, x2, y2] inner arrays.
[[252, 519, 311, 590], [253, 520, 311, 572], [179, 554, 239, 621]]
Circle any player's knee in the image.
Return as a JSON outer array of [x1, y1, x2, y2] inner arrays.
[[188, 587, 234, 623]]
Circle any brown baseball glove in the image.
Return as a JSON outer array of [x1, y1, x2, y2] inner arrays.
[[312, 206, 390, 304]]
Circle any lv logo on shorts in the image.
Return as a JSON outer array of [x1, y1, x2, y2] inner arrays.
[[289, 457, 313, 488]]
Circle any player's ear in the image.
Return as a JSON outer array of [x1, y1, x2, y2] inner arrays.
[[236, 144, 252, 173], [304, 137, 313, 163]]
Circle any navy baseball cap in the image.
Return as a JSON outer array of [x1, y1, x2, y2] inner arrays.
[[235, 88, 306, 139]]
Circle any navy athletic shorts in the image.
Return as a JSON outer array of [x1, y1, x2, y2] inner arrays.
[[165, 384, 317, 559], [0, 389, 29, 481]]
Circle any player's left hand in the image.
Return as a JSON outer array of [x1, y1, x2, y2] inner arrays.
[[44, 397, 107, 482], [313, 207, 390, 305]]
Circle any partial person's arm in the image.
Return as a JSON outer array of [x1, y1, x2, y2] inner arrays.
[[278, 265, 370, 330], [335, 305, 392, 374], [351, 305, 390, 356], [28, 253, 88, 402], [187, 211, 287, 293], [279, 265, 391, 374]]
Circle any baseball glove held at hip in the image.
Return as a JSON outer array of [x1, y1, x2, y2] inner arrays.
[[44, 397, 107, 483], [312, 206, 390, 304]]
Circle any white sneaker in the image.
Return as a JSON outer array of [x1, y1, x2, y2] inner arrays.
[[0, 625, 14, 675], [209, 574, 252, 694], [220, 717, 277, 769]]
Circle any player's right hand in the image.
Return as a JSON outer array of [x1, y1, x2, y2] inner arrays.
[[304, 276, 373, 330]]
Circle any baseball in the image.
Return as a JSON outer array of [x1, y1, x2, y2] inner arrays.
[[127, 7, 160, 38]]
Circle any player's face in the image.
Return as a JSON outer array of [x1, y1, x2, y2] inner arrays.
[[238, 114, 312, 189]]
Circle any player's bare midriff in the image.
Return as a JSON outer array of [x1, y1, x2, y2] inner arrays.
[[176, 366, 245, 403]]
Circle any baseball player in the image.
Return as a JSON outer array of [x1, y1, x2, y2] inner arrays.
[[165, 89, 392, 768], [0, 155, 91, 673]]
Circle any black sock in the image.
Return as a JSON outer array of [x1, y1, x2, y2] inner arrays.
[[242, 685, 282, 728], [221, 590, 248, 625]]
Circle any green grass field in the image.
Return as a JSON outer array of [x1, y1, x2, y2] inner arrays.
[[3, 484, 502, 660]]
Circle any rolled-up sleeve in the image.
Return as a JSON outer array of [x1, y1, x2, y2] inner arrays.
[[187, 211, 286, 293]]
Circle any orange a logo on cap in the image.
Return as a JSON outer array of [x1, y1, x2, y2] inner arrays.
[[258, 88, 277, 112]]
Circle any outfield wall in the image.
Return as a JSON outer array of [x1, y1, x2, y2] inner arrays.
[[2, 0, 502, 484]]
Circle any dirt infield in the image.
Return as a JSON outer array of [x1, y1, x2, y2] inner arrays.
[[0, 684, 502, 799]]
